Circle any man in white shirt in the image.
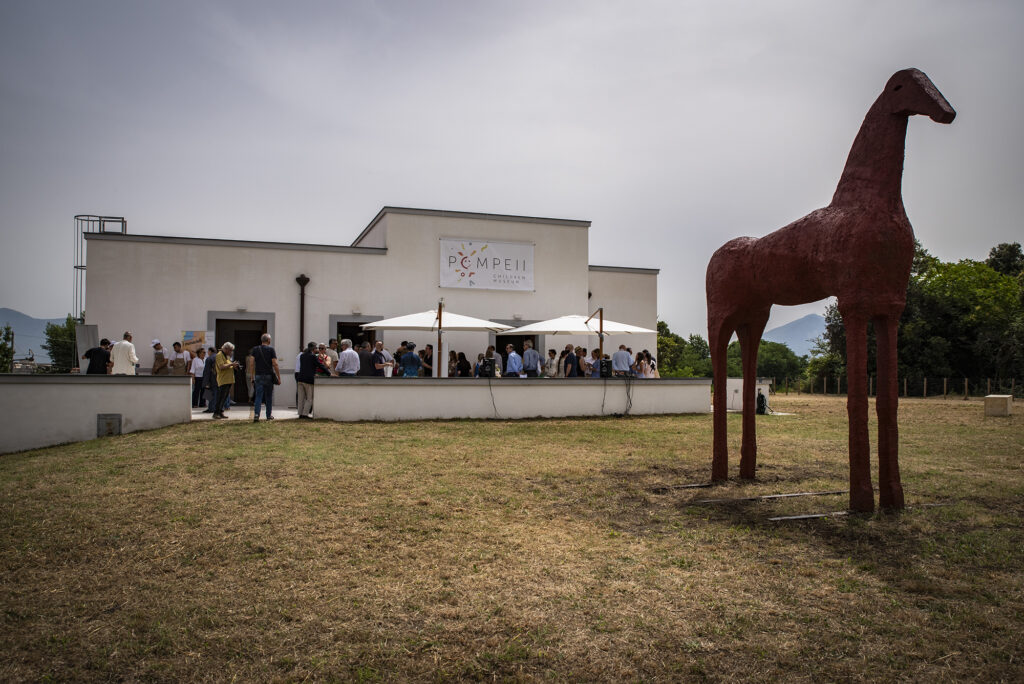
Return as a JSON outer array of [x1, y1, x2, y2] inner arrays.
[[504, 344, 523, 378], [336, 338, 360, 376], [167, 342, 192, 376], [110, 331, 139, 375], [189, 348, 207, 407], [611, 345, 633, 377]]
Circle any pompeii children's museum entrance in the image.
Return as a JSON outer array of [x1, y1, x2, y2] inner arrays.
[[82, 206, 660, 408]]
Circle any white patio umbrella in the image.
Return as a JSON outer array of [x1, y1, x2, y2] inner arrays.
[[361, 301, 512, 376], [498, 308, 655, 358], [361, 309, 513, 333]]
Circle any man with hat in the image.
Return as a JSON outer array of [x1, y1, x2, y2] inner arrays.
[[151, 339, 169, 375]]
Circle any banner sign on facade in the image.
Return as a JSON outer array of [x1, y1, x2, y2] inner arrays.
[[440, 238, 534, 291]]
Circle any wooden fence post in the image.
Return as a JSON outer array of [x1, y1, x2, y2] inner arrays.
[[903, 377, 907, 397], [869, 375, 873, 397], [923, 377, 927, 398], [943, 377, 947, 399], [987, 378, 991, 395], [823, 376, 827, 395], [963, 377, 968, 399]]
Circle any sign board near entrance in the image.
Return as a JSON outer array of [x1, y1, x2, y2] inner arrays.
[[440, 238, 534, 291]]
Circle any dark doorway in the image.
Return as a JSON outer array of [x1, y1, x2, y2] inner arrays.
[[215, 319, 268, 403], [497, 335, 537, 371], [336, 323, 375, 349]]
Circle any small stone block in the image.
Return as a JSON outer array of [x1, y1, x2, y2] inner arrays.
[[984, 395, 1012, 417]]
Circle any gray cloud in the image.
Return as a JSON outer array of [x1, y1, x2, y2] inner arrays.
[[1, 0, 1021, 337]]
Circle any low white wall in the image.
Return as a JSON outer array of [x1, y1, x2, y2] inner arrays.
[[0, 376, 192, 454], [313, 377, 711, 421]]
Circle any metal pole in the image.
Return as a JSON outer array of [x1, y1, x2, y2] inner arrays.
[[296, 274, 310, 350], [586, 307, 605, 360], [436, 299, 443, 378]]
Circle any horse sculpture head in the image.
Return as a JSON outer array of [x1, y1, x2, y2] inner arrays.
[[885, 68, 956, 123]]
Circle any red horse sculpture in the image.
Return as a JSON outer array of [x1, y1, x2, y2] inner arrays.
[[706, 68, 955, 512]]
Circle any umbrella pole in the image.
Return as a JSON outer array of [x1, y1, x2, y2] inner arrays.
[[436, 299, 443, 378], [587, 307, 605, 359]]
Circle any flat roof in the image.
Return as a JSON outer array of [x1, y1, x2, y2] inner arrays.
[[351, 206, 592, 247], [85, 232, 387, 255], [82, 211, 656, 274], [588, 264, 660, 275]]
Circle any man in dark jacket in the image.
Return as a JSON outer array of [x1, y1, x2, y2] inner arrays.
[[296, 341, 333, 419], [201, 346, 218, 412], [562, 344, 578, 377], [81, 338, 112, 374], [357, 341, 375, 376]]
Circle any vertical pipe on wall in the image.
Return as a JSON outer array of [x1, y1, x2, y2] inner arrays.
[[296, 274, 310, 349]]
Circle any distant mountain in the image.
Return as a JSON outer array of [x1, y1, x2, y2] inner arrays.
[[0, 308, 66, 362], [762, 314, 825, 357]]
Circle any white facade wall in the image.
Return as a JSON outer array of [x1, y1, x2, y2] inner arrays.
[[586, 266, 658, 356], [84, 208, 659, 405]]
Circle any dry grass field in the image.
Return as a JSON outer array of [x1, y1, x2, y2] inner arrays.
[[2, 395, 1022, 682]]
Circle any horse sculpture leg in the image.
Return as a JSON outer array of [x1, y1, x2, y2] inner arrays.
[[710, 320, 731, 481], [737, 317, 768, 479], [843, 312, 875, 512], [874, 313, 905, 510]]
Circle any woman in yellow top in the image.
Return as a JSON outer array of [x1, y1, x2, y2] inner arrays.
[[212, 342, 240, 420]]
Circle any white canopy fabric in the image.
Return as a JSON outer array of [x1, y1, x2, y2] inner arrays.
[[361, 310, 513, 333], [498, 314, 655, 336]]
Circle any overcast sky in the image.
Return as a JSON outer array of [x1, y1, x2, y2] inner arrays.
[[1, 0, 1021, 337]]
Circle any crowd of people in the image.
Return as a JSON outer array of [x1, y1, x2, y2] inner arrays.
[[295, 339, 659, 380], [81, 331, 277, 421], [80, 332, 659, 421]]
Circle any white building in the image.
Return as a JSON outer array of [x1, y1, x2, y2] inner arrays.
[[84, 206, 658, 405]]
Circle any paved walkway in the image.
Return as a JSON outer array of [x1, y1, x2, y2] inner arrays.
[[191, 406, 301, 421]]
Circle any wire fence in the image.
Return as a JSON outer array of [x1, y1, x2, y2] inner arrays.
[[773, 376, 1023, 399]]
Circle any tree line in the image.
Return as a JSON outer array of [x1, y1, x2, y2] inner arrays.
[[657, 241, 1024, 390]]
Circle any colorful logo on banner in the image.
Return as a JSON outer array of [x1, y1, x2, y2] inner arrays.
[[440, 238, 534, 291], [449, 242, 486, 283]]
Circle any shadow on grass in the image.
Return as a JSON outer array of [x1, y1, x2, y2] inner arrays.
[[567, 459, 1024, 606]]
